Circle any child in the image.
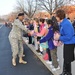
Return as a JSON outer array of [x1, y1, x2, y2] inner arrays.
[[28, 19, 34, 44], [36, 18, 48, 54], [33, 18, 40, 52], [38, 19, 60, 71]]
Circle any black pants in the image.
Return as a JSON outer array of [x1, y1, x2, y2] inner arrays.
[[46, 48, 52, 61], [29, 36, 32, 44], [62, 44, 75, 75], [63, 62, 71, 74]]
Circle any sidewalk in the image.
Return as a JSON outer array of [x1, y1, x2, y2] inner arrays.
[[23, 37, 62, 75]]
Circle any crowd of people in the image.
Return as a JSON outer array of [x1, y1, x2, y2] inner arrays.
[[8, 9, 75, 75]]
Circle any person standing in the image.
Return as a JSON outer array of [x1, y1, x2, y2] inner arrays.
[[55, 9, 75, 75], [28, 19, 34, 44], [9, 13, 30, 66], [38, 19, 60, 71]]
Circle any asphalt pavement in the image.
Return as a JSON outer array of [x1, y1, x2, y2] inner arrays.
[[0, 25, 53, 75]]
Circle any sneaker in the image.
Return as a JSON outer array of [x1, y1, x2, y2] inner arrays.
[[52, 66, 60, 71], [40, 52, 43, 54], [25, 40, 29, 43], [46, 60, 52, 65], [37, 53, 42, 56], [36, 49, 40, 53], [57, 58, 59, 61], [50, 64, 54, 68], [60, 72, 67, 75]]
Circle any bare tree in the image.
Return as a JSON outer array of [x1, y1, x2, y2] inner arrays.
[[16, 0, 38, 19], [37, 0, 74, 15]]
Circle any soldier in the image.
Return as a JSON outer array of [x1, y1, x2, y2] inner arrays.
[[9, 13, 30, 66]]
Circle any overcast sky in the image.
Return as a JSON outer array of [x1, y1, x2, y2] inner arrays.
[[0, 0, 16, 16], [0, 0, 75, 16]]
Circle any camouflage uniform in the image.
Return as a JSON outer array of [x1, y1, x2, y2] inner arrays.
[[9, 19, 29, 59]]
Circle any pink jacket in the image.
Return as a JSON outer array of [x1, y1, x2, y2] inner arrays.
[[37, 26, 48, 37]]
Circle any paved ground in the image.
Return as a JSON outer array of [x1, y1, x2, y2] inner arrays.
[[0, 25, 53, 75]]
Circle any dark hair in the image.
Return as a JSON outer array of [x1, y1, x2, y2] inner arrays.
[[51, 16, 59, 31], [34, 18, 39, 23], [47, 19, 53, 25], [56, 9, 66, 20], [47, 19, 59, 32], [18, 13, 24, 16], [39, 18, 45, 23], [67, 17, 70, 20], [16, 17, 18, 19]]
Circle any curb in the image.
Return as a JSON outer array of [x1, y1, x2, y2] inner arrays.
[[23, 37, 62, 75]]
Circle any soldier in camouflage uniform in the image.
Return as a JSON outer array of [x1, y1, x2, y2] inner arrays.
[[9, 13, 30, 66]]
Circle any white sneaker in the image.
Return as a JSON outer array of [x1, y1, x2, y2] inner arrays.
[[52, 66, 60, 71], [50, 64, 54, 68], [57, 58, 59, 61], [25, 40, 29, 43], [37, 53, 42, 56], [46, 60, 52, 65]]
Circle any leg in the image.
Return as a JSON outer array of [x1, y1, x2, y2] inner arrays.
[[9, 38, 19, 66], [60, 62, 72, 75], [18, 40, 23, 58], [34, 37, 39, 51], [40, 46, 43, 54], [66, 62, 72, 75], [29, 36, 32, 44], [50, 48, 58, 68], [46, 48, 52, 61], [18, 40, 27, 64], [60, 44, 74, 75]]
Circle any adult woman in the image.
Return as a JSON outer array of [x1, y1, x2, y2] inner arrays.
[[9, 13, 30, 66], [55, 9, 75, 75]]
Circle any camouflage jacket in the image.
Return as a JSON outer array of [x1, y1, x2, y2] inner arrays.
[[9, 19, 29, 40]]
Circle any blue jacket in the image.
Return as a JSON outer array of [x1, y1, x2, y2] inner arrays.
[[39, 26, 55, 50], [59, 18, 75, 44]]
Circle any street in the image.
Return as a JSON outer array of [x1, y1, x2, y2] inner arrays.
[[0, 25, 53, 75]]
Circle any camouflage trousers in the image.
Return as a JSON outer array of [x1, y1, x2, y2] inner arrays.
[[9, 37, 23, 59]]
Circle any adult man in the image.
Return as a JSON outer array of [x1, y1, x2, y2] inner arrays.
[[9, 13, 30, 66]]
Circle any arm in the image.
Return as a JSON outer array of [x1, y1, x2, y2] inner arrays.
[[59, 23, 73, 42], [39, 29, 53, 43], [36, 28, 47, 37], [14, 20, 30, 33]]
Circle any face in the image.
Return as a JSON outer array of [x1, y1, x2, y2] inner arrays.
[[33, 20, 38, 26], [33, 20, 36, 25], [39, 22, 42, 25], [30, 20, 33, 24], [52, 11, 55, 16], [56, 16, 60, 22], [48, 24, 51, 28], [19, 16, 24, 21]]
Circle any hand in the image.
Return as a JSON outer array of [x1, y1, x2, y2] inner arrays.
[[54, 33, 60, 40], [34, 36, 37, 38], [37, 41, 40, 44], [28, 33, 31, 36], [29, 30, 34, 35]]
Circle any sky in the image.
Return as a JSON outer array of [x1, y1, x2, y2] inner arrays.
[[0, 0, 16, 16]]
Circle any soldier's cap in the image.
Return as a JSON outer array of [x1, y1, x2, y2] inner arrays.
[[18, 13, 24, 16]]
